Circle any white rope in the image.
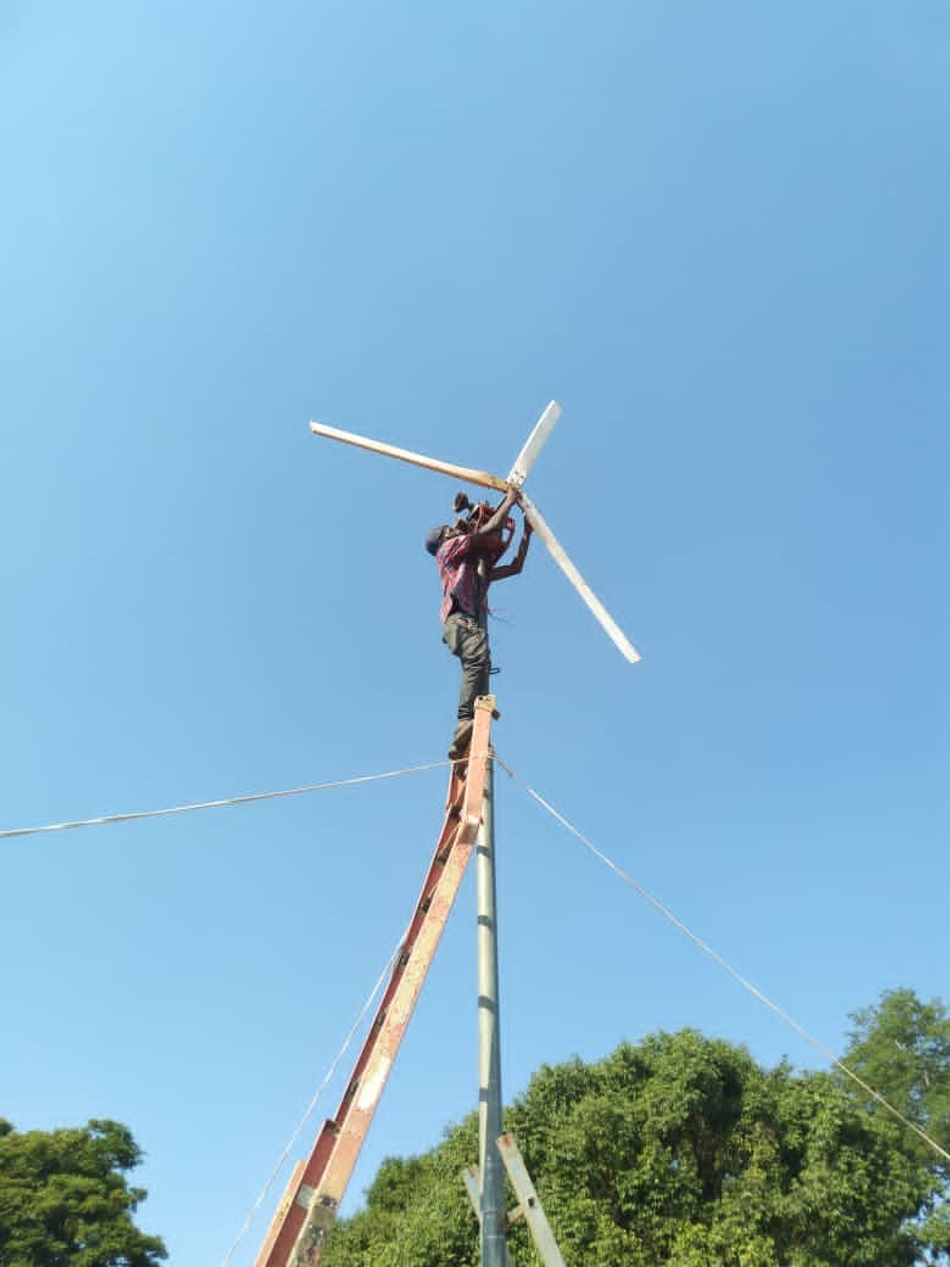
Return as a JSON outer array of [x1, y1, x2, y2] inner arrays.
[[0, 762, 448, 841], [220, 923, 409, 1267], [495, 756, 950, 1167]]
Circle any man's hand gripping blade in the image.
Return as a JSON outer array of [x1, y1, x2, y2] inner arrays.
[[519, 492, 642, 664]]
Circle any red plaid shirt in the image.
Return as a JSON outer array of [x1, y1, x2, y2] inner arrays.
[[435, 530, 510, 624]]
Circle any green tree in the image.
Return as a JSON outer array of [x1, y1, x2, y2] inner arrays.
[[0, 1118, 166, 1267], [321, 993, 950, 1267], [841, 988, 950, 1265]]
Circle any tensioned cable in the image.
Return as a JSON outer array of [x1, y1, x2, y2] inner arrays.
[[0, 762, 448, 841], [220, 921, 409, 1267], [495, 755, 950, 1166]]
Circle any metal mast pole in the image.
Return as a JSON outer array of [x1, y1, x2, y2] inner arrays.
[[477, 735, 507, 1267], [475, 555, 507, 1267]]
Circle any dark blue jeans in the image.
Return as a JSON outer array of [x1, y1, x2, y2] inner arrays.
[[443, 612, 490, 720]]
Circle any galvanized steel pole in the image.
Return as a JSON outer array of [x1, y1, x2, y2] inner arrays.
[[476, 738, 507, 1267], [475, 548, 507, 1267]]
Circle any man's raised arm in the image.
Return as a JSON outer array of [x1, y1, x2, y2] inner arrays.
[[471, 486, 519, 541], [490, 510, 532, 581]]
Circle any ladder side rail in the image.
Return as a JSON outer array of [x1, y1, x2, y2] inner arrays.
[[319, 764, 468, 1127], [254, 1162, 306, 1267]]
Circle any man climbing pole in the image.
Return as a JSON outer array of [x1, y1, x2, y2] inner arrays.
[[426, 487, 532, 760]]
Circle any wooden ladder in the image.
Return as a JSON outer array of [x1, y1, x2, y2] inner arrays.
[[254, 697, 496, 1267]]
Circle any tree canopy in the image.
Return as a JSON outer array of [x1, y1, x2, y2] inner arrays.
[[0, 1118, 166, 1267], [321, 988, 950, 1267]]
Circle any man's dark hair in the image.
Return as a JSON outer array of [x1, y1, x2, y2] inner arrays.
[[425, 526, 448, 556]]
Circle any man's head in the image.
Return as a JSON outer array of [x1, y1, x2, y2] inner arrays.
[[425, 526, 449, 556], [425, 519, 471, 555]]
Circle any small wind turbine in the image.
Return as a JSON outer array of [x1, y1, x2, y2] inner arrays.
[[266, 400, 627, 1267], [309, 401, 641, 663]]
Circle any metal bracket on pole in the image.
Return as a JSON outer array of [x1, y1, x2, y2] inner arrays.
[[462, 1166, 481, 1219], [462, 1133, 569, 1267], [462, 1166, 525, 1231], [461, 1168, 515, 1267], [495, 1134, 569, 1267]]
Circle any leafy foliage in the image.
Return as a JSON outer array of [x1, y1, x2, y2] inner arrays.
[[321, 990, 950, 1267], [0, 1119, 166, 1267], [841, 989, 950, 1265]]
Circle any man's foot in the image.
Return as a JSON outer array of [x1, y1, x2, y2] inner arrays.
[[448, 718, 474, 761]]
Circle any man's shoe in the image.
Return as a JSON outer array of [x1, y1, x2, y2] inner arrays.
[[448, 718, 474, 760]]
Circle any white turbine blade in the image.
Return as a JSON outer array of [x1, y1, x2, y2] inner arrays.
[[309, 421, 510, 493], [506, 401, 562, 488], [520, 493, 641, 664]]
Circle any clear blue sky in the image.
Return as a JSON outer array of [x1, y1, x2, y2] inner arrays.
[[2, 3, 947, 1263]]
